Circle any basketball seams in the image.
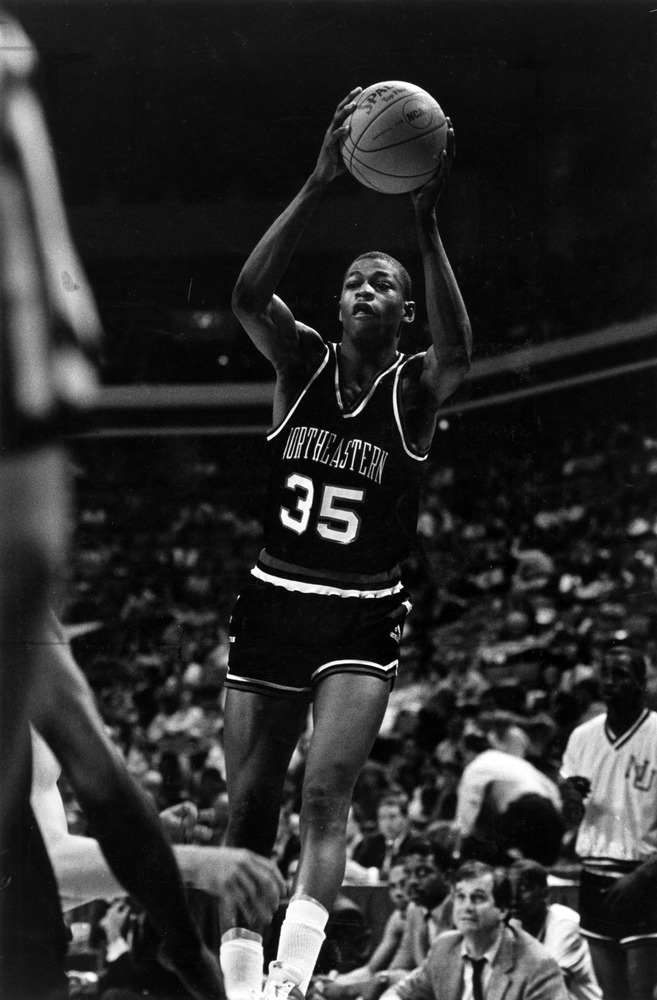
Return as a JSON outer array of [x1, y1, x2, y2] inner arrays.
[[340, 81, 447, 194], [357, 120, 446, 155], [353, 89, 443, 150], [348, 151, 437, 185]]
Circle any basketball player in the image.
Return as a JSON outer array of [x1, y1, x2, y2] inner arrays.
[[0, 17, 241, 999], [221, 87, 472, 1000], [560, 644, 657, 1000]]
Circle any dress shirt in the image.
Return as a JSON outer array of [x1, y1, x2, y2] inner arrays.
[[460, 928, 503, 1000]]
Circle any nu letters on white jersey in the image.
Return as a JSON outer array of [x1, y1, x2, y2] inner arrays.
[[562, 709, 657, 864]]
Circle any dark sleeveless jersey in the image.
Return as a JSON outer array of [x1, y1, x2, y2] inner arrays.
[[258, 342, 427, 589]]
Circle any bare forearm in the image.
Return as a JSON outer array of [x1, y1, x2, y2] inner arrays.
[[415, 210, 472, 381], [49, 836, 224, 909], [232, 174, 327, 315], [79, 770, 202, 952]]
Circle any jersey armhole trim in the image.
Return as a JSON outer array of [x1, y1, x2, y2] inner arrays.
[[393, 354, 429, 462], [267, 343, 330, 441]]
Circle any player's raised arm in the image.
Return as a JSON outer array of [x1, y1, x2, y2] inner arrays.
[[231, 88, 362, 373], [409, 123, 472, 412]]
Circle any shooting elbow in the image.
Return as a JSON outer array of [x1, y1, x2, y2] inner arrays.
[[231, 276, 255, 321]]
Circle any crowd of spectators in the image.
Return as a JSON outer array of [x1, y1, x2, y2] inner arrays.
[[60, 412, 657, 994]]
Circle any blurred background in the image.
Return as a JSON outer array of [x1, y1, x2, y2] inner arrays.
[[7, 0, 656, 391]]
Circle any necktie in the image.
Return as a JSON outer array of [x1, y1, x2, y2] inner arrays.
[[468, 956, 486, 1000]]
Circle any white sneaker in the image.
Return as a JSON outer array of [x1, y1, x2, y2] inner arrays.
[[262, 961, 305, 1000]]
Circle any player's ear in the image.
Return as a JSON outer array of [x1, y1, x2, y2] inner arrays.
[[402, 300, 415, 324]]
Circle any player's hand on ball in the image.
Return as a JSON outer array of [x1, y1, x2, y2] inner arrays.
[[410, 119, 455, 215], [313, 88, 362, 187]]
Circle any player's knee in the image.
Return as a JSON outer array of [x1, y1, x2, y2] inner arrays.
[[301, 778, 351, 830]]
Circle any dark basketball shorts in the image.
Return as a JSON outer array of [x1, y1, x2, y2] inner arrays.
[[226, 577, 411, 700], [579, 867, 657, 946]]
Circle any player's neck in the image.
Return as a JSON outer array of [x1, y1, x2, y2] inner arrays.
[[606, 701, 645, 737], [339, 338, 399, 375]]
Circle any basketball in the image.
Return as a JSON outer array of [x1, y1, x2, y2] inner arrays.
[[341, 81, 448, 195]]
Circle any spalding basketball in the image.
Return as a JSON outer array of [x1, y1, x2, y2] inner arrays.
[[341, 81, 448, 195]]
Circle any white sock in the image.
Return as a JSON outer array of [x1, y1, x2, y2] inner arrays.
[[276, 896, 329, 995], [220, 928, 264, 1000]]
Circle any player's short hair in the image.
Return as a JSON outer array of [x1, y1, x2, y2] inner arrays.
[[509, 859, 548, 890], [604, 642, 647, 680], [345, 252, 413, 300], [454, 860, 512, 912]]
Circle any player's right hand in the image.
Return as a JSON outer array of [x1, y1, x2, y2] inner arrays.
[[410, 118, 455, 215], [193, 847, 285, 926], [312, 88, 362, 187], [569, 775, 591, 798], [561, 776, 589, 825]]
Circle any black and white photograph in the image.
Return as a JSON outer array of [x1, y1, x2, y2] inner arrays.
[[0, 1, 655, 998]]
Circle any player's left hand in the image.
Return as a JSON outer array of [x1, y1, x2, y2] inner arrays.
[[312, 88, 363, 188], [410, 119, 455, 214]]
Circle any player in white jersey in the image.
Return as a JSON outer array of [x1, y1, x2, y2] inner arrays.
[[560, 644, 657, 1000]]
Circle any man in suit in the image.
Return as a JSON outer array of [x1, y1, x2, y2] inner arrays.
[[353, 794, 413, 879], [390, 861, 568, 1000]]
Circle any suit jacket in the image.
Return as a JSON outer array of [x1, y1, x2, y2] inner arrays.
[[395, 924, 569, 1000], [352, 833, 413, 871], [390, 898, 454, 970]]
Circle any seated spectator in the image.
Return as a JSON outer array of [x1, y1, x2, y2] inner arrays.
[[94, 896, 187, 999], [352, 794, 413, 881], [378, 840, 453, 990], [407, 758, 460, 831], [451, 734, 564, 867], [319, 862, 409, 1000], [509, 860, 602, 1000], [387, 861, 568, 1000]]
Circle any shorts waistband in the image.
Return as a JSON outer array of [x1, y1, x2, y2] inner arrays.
[[254, 550, 404, 598]]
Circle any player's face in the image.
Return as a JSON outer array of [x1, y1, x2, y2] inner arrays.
[[453, 875, 505, 938], [339, 258, 414, 340], [600, 650, 645, 707]]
